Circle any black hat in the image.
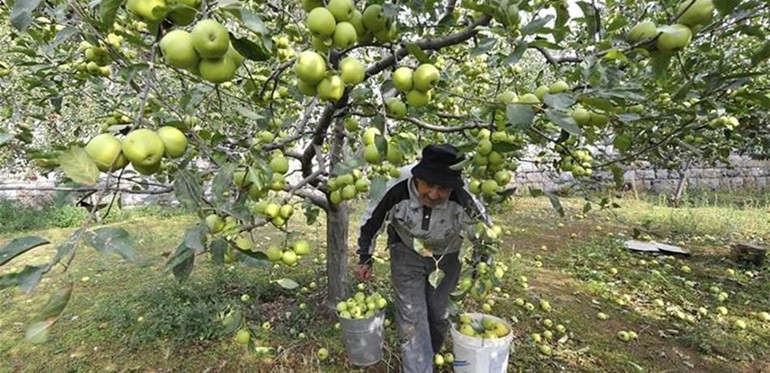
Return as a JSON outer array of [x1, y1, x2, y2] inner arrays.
[[411, 144, 465, 188]]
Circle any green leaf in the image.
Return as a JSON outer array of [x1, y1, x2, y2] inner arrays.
[[209, 238, 227, 266], [503, 42, 527, 65], [10, 0, 44, 31], [84, 227, 136, 261], [429, 268, 445, 289], [0, 265, 47, 293], [25, 285, 72, 344], [369, 175, 388, 200], [650, 53, 673, 80], [575, 1, 598, 40], [59, 147, 100, 186], [407, 43, 430, 64], [543, 93, 575, 110], [99, 0, 123, 29], [237, 249, 269, 268], [304, 203, 320, 225], [613, 134, 632, 151], [582, 202, 592, 214], [229, 8, 268, 34], [231, 35, 271, 62], [0, 236, 49, 266], [183, 223, 207, 252], [713, 0, 740, 14], [545, 109, 581, 136], [212, 163, 235, 204], [521, 15, 555, 35], [48, 27, 78, 51], [606, 14, 628, 33], [235, 105, 264, 120], [50, 241, 75, 268], [174, 170, 202, 211], [506, 104, 535, 130], [332, 159, 365, 176], [609, 163, 625, 190], [544, 191, 565, 217], [276, 278, 299, 290], [172, 250, 194, 282], [750, 42, 770, 67]]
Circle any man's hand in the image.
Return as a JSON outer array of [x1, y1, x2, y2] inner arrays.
[[353, 263, 373, 282]]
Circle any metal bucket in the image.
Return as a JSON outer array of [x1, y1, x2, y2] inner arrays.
[[339, 311, 385, 367]]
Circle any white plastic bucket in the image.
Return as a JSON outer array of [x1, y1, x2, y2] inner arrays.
[[339, 311, 385, 367], [450, 313, 514, 373]]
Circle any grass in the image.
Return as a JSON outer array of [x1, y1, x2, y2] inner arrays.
[[1, 191, 769, 372]]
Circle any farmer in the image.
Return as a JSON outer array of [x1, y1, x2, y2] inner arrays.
[[354, 143, 490, 372]]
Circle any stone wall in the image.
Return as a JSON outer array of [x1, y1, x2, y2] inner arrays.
[[513, 154, 770, 193]]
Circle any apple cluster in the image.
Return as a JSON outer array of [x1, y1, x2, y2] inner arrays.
[[254, 200, 294, 228], [75, 41, 113, 78], [467, 129, 519, 197], [100, 111, 133, 132], [159, 19, 244, 84], [232, 153, 290, 202], [84, 126, 187, 176], [294, 50, 365, 102], [263, 239, 312, 267], [126, 0, 201, 26], [328, 169, 369, 205], [455, 313, 510, 339], [304, 1, 397, 51], [626, 0, 714, 53], [388, 63, 441, 112], [336, 290, 388, 320], [559, 149, 593, 178]]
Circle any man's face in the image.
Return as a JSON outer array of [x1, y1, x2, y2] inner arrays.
[[415, 178, 453, 208]]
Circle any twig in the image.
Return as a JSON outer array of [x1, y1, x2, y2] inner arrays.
[[0, 185, 174, 195]]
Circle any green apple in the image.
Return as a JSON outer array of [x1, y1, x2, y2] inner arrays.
[[341, 185, 357, 199], [519, 93, 540, 104], [617, 331, 630, 342], [270, 155, 289, 174], [385, 97, 407, 118], [459, 324, 476, 337], [481, 179, 498, 196], [571, 107, 591, 125], [392, 67, 413, 93], [386, 142, 404, 164], [156, 126, 187, 158], [496, 90, 517, 104], [191, 19, 230, 59], [160, 30, 200, 70], [317, 347, 329, 361], [362, 5, 387, 32], [349, 10, 365, 36], [412, 64, 439, 92], [297, 79, 317, 96], [362, 127, 380, 145], [676, 0, 714, 27], [344, 117, 359, 131], [549, 80, 569, 94], [226, 44, 244, 67], [167, 0, 201, 26], [534, 85, 550, 100], [278, 204, 293, 220], [293, 240, 311, 255], [656, 24, 692, 52], [126, 0, 167, 22], [406, 89, 430, 107], [205, 214, 224, 233], [317, 75, 345, 102], [311, 36, 332, 53], [301, 0, 323, 12], [132, 161, 161, 175], [265, 245, 283, 262], [199, 57, 237, 83], [373, 20, 397, 42], [363, 144, 381, 164], [85, 133, 128, 172], [333, 22, 358, 49], [327, 0, 355, 22], [340, 57, 365, 85], [434, 354, 444, 366], [263, 203, 280, 218], [295, 50, 327, 84], [235, 329, 250, 345], [281, 250, 298, 266], [307, 7, 336, 38], [122, 129, 165, 167], [627, 21, 657, 43]]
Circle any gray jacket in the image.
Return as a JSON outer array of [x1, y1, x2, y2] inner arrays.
[[357, 165, 489, 264]]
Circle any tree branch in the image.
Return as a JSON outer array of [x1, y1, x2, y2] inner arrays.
[[0, 185, 174, 195], [402, 116, 483, 132]]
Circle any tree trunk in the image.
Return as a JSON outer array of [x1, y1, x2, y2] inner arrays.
[[325, 116, 350, 307], [326, 203, 349, 307]]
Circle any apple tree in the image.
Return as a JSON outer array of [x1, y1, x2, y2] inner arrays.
[[0, 0, 768, 342]]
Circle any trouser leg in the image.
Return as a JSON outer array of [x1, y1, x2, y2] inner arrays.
[[426, 252, 461, 353], [390, 242, 433, 373]]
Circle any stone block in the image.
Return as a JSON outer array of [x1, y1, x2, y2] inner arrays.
[[656, 169, 669, 179]]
